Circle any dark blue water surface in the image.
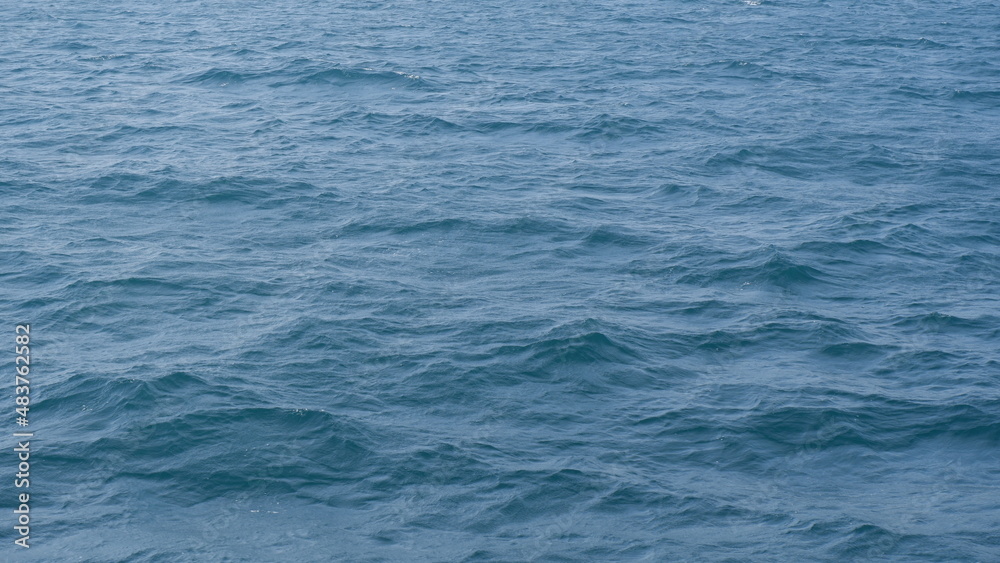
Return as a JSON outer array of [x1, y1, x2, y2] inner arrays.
[[3, 0, 1000, 560]]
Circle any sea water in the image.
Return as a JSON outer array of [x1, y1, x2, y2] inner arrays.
[[2, 0, 999, 560]]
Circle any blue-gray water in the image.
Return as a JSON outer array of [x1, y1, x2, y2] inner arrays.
[[3, 0, 999, 561]]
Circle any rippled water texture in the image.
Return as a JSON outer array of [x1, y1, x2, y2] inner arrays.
[[3, 0, 999, 560]]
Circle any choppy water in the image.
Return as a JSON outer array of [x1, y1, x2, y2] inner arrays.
[[3, 0, 1000, 561]]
